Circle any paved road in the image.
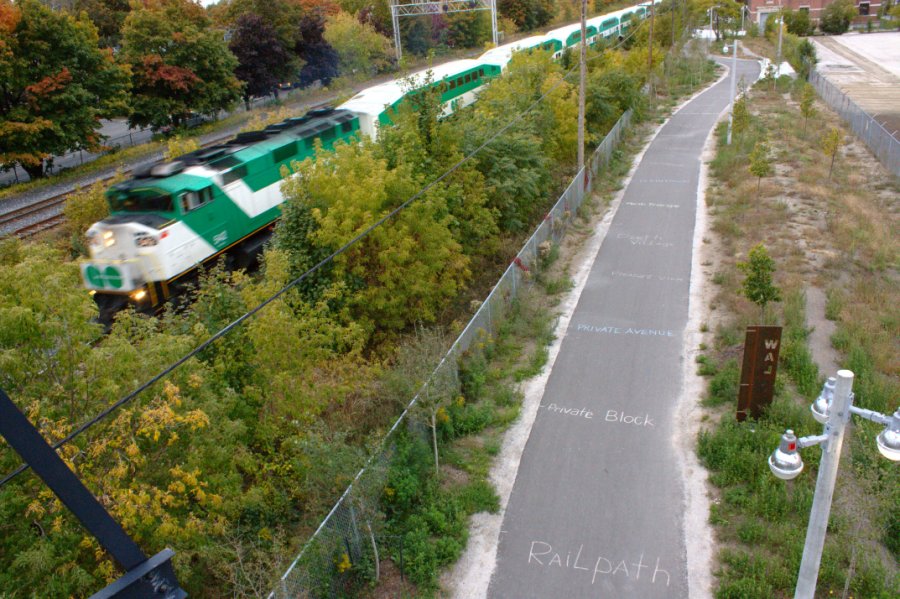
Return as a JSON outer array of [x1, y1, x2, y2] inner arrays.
[[487, 58, 760, 599], [0, 119, 153, 187]]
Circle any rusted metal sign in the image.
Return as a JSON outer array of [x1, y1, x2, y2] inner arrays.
[[736, 325, 783, 421]]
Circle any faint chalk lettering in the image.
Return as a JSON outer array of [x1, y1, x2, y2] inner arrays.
[[615, 233, 675, 248], [540, 403, 594, 419], [575, 324, 675, 338], [528, 541, 671, 587]]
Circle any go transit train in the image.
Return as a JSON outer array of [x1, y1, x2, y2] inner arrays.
[[80, 2, 656, 320]]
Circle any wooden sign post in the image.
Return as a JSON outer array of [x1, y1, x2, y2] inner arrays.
[[736, 325, 783, 421]]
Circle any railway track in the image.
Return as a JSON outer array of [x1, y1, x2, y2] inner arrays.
[[0, 190, 73, 238], [1, 100, 337, 239]]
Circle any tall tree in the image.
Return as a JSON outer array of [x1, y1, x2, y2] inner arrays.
[[71, 0, 131, 48], [120, 0, 241, 131], [819, 0, 857, 35], [498, 0, 555, 31], [295, 12, 339, 87], [376, 78, 498, 256], [229, 13, 295, 104], [220, 0, 304, 51], [0, 0, 129, 179], [446, 12, 490, 48], [323, 10, 392, 77], [280, 139, 470, 333]]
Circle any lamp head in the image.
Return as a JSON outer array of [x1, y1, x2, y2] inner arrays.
[[811, 377, 836, 424], [876, 409, 900, 462], [769, 429, 804, 480]]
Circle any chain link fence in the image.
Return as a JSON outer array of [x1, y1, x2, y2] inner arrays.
[[809, 70, 900, 178], [267, 108, 633, 598]]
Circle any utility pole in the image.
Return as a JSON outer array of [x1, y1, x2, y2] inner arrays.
[[726, 38, 738, 145], [671, 0, 676, 47], [577, 0, 586, 173], [648, 0, 655, 71]]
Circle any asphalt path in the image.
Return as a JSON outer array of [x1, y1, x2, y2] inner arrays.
[[487, 57, 760, 599]]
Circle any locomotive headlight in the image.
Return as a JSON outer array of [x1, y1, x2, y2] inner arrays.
[[131, 289, 147, 301], [102, 230, 115, 247]]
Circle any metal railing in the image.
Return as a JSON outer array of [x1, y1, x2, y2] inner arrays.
[[809, 69, 900, 177], [268, 109, 632, 598]]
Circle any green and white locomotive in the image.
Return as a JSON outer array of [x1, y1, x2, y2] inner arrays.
[[81, 2, 655, 320], [82, 107, 360, 317]]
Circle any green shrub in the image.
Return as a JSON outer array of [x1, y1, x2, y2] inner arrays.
[[820, 0, 858, 34], [459, 343, 489, 402], [444, 399, 494, 437], [455, 479, 500, 514], [383, 434, 433, 517], [737, 520, 765, 543], [779, 337, 820, 397], [707, 359, 740, 406], [783, 9, 814, 36]]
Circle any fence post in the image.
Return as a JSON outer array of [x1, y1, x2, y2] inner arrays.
[[511, 261, 518, 296]]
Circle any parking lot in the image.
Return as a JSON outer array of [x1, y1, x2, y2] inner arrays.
[[812, 32, 900, 135]]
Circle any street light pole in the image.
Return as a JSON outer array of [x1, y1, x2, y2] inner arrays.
[[648, 0, 655, 71], [577, 0, 586, 173], [776, 10, 784, 77], [769, 370, 899, 598], [795, 371, 853, 599]]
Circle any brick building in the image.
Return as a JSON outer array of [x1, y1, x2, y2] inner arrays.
[[748, 0, 883, 28]]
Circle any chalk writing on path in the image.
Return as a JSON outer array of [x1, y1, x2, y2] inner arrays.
[[527, 541, 671, 587], [625, 201, 681, 208], [605, 410, 655, 427], [540, 403, 594, 419], [610, 270, 685, 282], [633, 178, 690, 184], [575, 323, 675, 337], [616, 233, 675, 248]]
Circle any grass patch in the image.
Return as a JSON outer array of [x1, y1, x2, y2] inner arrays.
[[700, 41, 899, 597]]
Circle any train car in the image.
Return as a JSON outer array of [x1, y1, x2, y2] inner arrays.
[[339, 59, 501, 139], [587, 14, 621, 41], [81, 108, 359, 319], [479, 35, 549, 72], [544, 23, 589, 58], [81, 3, 652, 320]]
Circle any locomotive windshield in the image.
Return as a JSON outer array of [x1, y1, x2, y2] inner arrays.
[[108, 189, 174, 213]]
